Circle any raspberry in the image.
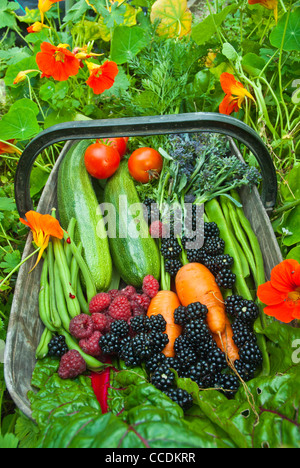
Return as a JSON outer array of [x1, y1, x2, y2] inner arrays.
[[69, 314, 94, 340], [89, 292, 111, 314], [108, 295, 132, 321], [142, 275, 159, 298], [79, 330, 103, 357], [149, 220, 167, 238], [120, 285, 136, 299], [129, 300, 145, 316], [91, 313, 109, 333], [132, 293, 151, 311], [108, 289, 121, 301], [58, 350, 87, 380]]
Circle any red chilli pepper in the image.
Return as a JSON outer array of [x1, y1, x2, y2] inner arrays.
[[90, 367, 111, 413]]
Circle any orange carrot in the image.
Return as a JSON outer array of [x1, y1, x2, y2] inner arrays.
[[175, 262, 226, 335], [213, 316, 240, 362], [147, 290, 182, 357]]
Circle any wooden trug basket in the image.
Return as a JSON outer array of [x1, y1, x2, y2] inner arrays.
[[4, 113, 283, 420]]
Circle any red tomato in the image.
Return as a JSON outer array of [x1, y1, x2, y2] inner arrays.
[[128, 147, 163, 183], [84, 142, 120, 179], [97, 137, 128, 158]]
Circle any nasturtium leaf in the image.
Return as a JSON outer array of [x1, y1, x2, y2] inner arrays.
[[222, 42, 238, 61], [150, 0, 192, 38], [0, 197, 16, 211], [10, 98, 39, 116], [242, 53, 266, 77], [0, 107, 40, 141], [270, 8, 300, 51], [110, 25, 148, 64], [192, 4, 238, 45], [287, 244, 300, 263], [280, 163, 300, 202], [30, 166, 50, 197], [4, 56, 39, 87], [98, 4, 140, 41], [0, 0, 19, 29], [281, 205, 300, 246]]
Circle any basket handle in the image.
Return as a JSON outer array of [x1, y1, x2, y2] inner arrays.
[[14, 112, 277, 218]]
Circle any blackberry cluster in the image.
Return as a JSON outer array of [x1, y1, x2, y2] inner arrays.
[[164, 258, 183, 277], [99, 315, 169, 367], [216, 268, 236, 289], [48, 335, 68, 358], [225, 295, 263, 380], [160, 237, 182, 260]]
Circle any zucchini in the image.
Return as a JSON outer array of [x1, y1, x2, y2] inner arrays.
[[57, 140, 112, 292], [104, 160, 161, 288]]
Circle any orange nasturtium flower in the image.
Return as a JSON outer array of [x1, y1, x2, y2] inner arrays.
[[257, 259, 300, 323], [0, 140, 21, 155], [20, 211, 64, 270], [27, 21, 50, 33], [13, 69, 39, 85], [38, 0, 64, 23], [219, 72, 255, 115], [36, 42, 80, 81], [248, 0, 278, 22], [86, 60, 119, 95]]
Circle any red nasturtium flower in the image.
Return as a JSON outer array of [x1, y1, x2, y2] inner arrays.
[[86, 60, 119, 95], [248, 0, 278, 22], [0, 140, 21, 155], [36, 42, 80, 81], [257, 259, 300, 323], [20, 211, 64, 269], [219, 72, 255, 115]]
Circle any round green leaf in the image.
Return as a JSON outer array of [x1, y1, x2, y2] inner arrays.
[[110, 25, 148, 64], [0, 107, 40, 141], [270, 8, 300, 51]]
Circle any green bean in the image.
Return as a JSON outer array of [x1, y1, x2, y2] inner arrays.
[[70, 241, 83, 293], [226, 199, 257, 280], [35, 327, 52, 359], [205, 198, 252, 300], [64, 217, 77, 268], [52, 236, 81, 318], [38, 257, 56, 332], [63, 229, 97, 302], [54, 260, 72, 332], [219, 196, 250, 279], [59, 328, 108, 371], [76, 277, 89, 314], [47, 241, 62, 329]]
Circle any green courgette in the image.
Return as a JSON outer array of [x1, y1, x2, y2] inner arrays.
[[104, 160, 160, 288], [57, 140, 112, 292]]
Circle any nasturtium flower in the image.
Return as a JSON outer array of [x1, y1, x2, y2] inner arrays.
[[86, 60, 119, 95], [248, 0, 278, 22], [73, 45, 103, 61], [257, 259, 300, 323], [13, 69, 39, 85], [0, 140, 21, 155], [38, 0, 64, 23], [36, 42, 80, 81], [27, 21, 50, 33], [20, 211, 64, 270], [219, 72, 255, 115]]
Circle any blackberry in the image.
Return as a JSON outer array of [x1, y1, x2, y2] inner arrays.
[[204, 221, 220, 239], [110, 320, 130, 338], [148, 330, 169, 353], [151, 363, 175, 390], [164, 388, 194, 411], [224, 295, 244, 318], [145, 352, 166, 373], [164, 258, 182, 277], [206, 345, 228, 372], [234, 359, 256, 382], [203, 236, 225, 256], [174, 336, 198, 366], [196, 368, 217, 389], [186, 360, 210, 382], [163, 357, 182, 373], [185, 302, 208, 322], [235, 299, 260, 324], [149, 314, 167, 332], [216, 268, 236, 289], [184, 320, 211, 346], [186, 248, 202, 263], [130, 315, 151, 333], [210, 254, 234, 274], [160, 237, 182, 259], [48, 335, 68, 358], [216, 373, 240, 396], [131, 332, 154, 361], [119, 336, 143, 366], [143, 198, 160, 224], [232, 319, 256, 348], [99, 333, 121, 355], [195, 335, 215, 359], [239, 341, 263, 365], [174, 306, 187, 325]]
